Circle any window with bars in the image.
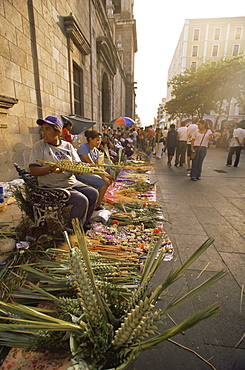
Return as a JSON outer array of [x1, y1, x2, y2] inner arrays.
[[214, 28, 221, 40], [212, 45, 218, 57], [235, 27, 242, 39], [73, 62, 84, 116], [193, 29, 200, 41], [192, 45, 198, 57], [232, 44, 240, 56]]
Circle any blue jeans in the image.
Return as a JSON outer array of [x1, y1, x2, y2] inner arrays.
[[190, 147, 207, 178], [75, 174, 106, 189]]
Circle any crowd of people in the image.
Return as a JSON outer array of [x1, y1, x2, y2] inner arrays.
[[105, 118, 245, 182], [28, 115, 245, 231], [28, 117, 142, 232], [154, 118, 245, 180]]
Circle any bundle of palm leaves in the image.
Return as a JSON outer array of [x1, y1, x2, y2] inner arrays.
[[0, 219, 226, 370]]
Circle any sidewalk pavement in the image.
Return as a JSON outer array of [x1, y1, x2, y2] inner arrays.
[[0, 149, 244, 369], [131, 148, 245, 370]]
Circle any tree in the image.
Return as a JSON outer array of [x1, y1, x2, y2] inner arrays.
[[165, 55, 245, 122]]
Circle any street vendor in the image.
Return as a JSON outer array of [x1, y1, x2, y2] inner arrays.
[[77, 129, 113, 211], [28, 116, 98, 230]]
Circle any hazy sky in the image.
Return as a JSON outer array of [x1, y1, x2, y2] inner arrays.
[[134, 1, 244, 126]]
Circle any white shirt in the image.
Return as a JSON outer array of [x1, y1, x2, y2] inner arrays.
[[230, 128, 245, 147], [29, 139, 80, 188], [192, 129, 213, 147], [133, 130, 138, 140], [177, 126, 188, 141], [187, 124, 198, 144]]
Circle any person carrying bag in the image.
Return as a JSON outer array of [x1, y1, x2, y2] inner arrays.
[[190, 120, 213, 181], [190, 132, 206, 160]]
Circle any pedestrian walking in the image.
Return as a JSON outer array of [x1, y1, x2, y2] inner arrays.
[[186, 117, 198, 171], [162, 126, 168, 153], [132, 128, 138, 148], [190, 120, 213, 181], [175, 121, 188, 166], [226, 121, 245, 167], [138, 127, 146, 151], [146, 125, 155, 152], [155, 126, 164, 159], [166, 124, 178, 167]]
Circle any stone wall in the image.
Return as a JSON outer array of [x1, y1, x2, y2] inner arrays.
[[0, 0, 136, 181]]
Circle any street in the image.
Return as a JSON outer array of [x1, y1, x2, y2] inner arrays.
[[131, 147, 245, 370], [0, 148, 244, 369]]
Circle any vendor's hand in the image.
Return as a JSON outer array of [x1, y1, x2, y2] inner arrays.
[[48, 166, 63, 174], [52, 167, 63, 174]]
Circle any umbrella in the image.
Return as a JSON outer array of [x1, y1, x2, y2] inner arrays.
[[61, 115, 96, 135], [112, 117, 135, 126]]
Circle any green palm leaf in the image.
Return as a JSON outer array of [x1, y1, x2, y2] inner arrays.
[[117, 303, 219, 369], [164, 270, 227, 314]]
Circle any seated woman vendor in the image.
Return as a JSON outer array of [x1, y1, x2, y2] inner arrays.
[[76, 129, 113, 211]]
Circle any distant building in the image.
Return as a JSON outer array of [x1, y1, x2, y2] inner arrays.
[[167, 17, 245, 127], [156, 98, 168, 127], [0, 0, 137, 181]]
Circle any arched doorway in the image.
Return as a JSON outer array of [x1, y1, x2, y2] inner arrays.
[[102, 73, 110, 123]]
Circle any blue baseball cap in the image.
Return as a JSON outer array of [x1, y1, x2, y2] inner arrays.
[[37, 116, 63, 130]]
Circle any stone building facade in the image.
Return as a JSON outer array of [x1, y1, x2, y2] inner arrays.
[[167, 17, 245, 127], [0, 0, 137, 181]]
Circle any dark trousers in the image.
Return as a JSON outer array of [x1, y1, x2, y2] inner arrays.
[[67, 182, 98, 227], [227, 146, 242, 166], [175, 141, 187, 165]]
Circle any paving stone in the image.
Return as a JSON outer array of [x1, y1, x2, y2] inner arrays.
[[229, 197, 245, 212], [212, 201, 245, 218], [186, 270, 245, 350], [140, 148, 245, 370], [201, 224, 245, 253], [172, 233, 225, 271], [223, 215, 245, 238], [166, 211, 207, 235], [219, 252, 245, 287], [191, 206, 231, 226]]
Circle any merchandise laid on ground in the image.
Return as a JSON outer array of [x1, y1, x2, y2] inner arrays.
[[0, 160, 174, 370], [84, 163, 173, 263]]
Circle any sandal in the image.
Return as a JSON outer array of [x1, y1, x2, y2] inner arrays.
[[191, 177, 197, 181]]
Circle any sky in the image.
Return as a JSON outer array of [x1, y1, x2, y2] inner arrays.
[[134, 0, 244, 126]]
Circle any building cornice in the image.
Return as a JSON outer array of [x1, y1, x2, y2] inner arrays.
[[0, 95, 18, 109], [63, 14, 91, 55]]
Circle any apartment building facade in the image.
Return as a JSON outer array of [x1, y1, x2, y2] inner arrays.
[[0, 0, 137, 181], [156, 98, 168, 127], [167, 17, 245, 126]]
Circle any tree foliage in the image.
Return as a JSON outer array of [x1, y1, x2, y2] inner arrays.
[[165, 55, 245, 120]]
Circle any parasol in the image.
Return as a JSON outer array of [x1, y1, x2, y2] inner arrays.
[[112, 117, 135, 126], [61, 115, 96, 135]]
